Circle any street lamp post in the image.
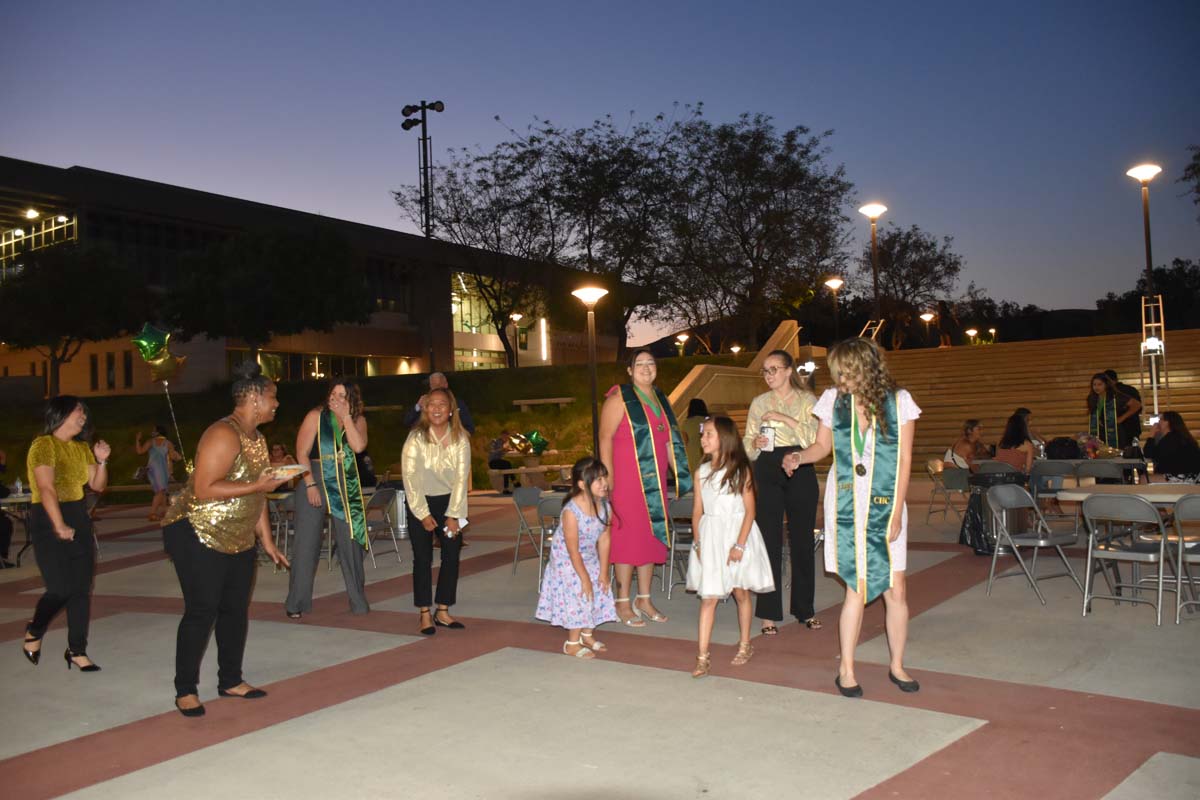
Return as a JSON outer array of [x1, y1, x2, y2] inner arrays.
[[509, 312, 523, 368], [858, 203, 887, 320], [401, 100, 446, 238], [965, 327, 978, 345], [823, 277, 844, 340], [572, 287, 609, 454], [919, 312, 934, 347], [1125, 164, 1162, 295], [676, 333, 689, 357]]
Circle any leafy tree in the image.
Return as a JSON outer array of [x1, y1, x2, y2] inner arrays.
[[856, 224, 964, 348], [167, 228, 371, 360], [665, 113, 854, 347], [1096, 258, 1200, 332], [394, 145, 565, 367], [1179, 145, 1200, 225], [0, 244, 150, 395]]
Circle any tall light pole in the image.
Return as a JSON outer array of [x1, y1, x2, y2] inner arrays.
[[402, 100, 446, 238], [965, 327, 978, 345], [509, 312, 523, 368], [1125, 164, 1161, 295], [858, 203, 887, 320], [572, 286, 608, 454], [676, 332, 689, 357], [824, 277, 844, 340], [920, 312, 934, 347]]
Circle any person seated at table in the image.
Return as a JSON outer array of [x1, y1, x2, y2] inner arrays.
[[1013, 408, 1045, 455], [945, 420, 987, 471], [995, 413, 1036, 473], [488, 430, 515, 493], [1144, 412, 1200, 483]]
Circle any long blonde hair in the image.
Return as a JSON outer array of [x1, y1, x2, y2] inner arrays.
[[827, 338, 899, 437], [416, 387, 467, 444]]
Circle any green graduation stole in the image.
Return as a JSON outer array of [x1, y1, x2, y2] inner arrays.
[[619, 384, 693, 547], [1089, 395, 1119, 447], [317, 410, 368, 548], [831, 392, 902, 603]]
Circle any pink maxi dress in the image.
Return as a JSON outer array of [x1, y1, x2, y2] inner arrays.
[[607, 385, 671, 566]]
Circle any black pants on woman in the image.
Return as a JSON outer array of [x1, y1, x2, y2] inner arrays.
[[407, 493, 461, 608], [28, 500, 95, 652], [163, 518, 256, 697], [753, 448, 819, 622]]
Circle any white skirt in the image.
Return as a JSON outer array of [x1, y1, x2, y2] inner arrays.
[[686, 514, 775, 598]]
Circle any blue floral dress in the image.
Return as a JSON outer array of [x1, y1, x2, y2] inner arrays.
[[535, 499, 618, 630]]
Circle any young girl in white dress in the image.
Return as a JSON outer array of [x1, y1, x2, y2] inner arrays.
[[685, 416, 774, 677]]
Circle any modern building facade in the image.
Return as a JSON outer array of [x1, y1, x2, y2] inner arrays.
[[0, 156, 618, 396]]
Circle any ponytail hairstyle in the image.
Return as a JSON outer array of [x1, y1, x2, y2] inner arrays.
[[564, 456, 610, 526], [703, 416, 754, 497], [231, 360, 272, 405]]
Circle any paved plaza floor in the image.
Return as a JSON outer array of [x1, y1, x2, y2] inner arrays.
[[2, 483, 1198, 799]]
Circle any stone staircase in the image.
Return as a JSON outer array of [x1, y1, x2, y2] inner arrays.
[[725, 329, 1200, 468]]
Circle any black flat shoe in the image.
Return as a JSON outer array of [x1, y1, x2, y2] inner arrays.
[[835, 676, 863, 698], [434, 617, 465, 630], [65, 649, 101, 672], [218, 686, 268, 699], [175, 699, 206, 717], [889, 671, 920, 693]]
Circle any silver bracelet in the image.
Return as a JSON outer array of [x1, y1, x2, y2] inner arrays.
[[733, 543, 746, 552]]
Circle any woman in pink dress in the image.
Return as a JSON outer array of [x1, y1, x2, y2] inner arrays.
[[599, 349, 692, 626]]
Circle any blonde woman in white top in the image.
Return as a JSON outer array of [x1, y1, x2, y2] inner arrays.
[[402, 387, 471, 636]]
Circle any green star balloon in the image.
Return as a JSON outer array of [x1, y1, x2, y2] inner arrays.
[[132, 323, 170, 362], [525, 430, 550, 456]]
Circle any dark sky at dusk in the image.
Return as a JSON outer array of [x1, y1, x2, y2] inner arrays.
[[3, 0, 1197, 343]]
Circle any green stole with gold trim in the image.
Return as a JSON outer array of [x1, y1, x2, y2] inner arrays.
[[831, 392, 901, 603], [619, 384, 693, 547], [1089, 394, 1119, 447], [317, 410, 368, 548]]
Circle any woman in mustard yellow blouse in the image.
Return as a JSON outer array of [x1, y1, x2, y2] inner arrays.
[[742, 350, 821, 634], [402, 387, 471, 635], [22, 396, 111, 670], [162, 363, 291, 717]]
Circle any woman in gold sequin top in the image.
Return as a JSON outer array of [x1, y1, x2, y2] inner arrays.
[[162, 362, 291, 717]]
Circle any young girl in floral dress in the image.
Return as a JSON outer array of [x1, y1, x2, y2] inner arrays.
[[686, 416, 774, 677], [535, 457, 618, 658]]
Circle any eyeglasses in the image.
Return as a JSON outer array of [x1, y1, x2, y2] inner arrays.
[[760, 366, 786, 376]]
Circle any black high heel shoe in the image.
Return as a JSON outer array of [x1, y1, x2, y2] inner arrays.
[[64, 649, 101, 672], [22, 626, 42, 665]]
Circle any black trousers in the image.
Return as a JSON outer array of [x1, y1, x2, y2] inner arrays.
[[164, 518, 256, 697], [29, 500, 95, 652], [753, 448, 819, 622], [407, 493, 461, 608], [0, 511, 12, 560]]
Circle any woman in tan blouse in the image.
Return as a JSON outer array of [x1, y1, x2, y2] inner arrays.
[[402, 387, 471, 635], [22, 396, 110, 670], [162, 362, 291, 717], [743, 350, 821, 634]]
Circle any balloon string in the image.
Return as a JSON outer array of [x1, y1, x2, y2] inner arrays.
[[162, 381, 189, 468]]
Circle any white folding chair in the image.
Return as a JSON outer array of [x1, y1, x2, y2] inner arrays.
[[986, 484, 1082, 605]]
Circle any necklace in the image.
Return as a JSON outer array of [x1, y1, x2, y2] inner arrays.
[[634, 385, 666, 432], [851, 396, 868, 477]]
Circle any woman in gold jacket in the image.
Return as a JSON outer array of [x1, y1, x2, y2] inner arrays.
[[402, 387, 471, 636]]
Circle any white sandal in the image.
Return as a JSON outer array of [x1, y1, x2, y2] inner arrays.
[[614, 597, 646, 627], [580, 631, 607, 652], [563, 640, 595, 659], [635, 594, 668, 622]]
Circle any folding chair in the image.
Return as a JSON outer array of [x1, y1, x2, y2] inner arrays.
[[978, 461, 1020, 475], [927, 458, 966, 521], [364, 487, 404, 568], [1030, 461, 1076, 520], [1082, 494, 1172, 626], [1076, 460, 1125, 485], [534, 495, 563, 585], [1172, 494, 1200, 624], [664, 496, 695, 599], [986, 484, 1082, 605], [511, 486, 544, 574]]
